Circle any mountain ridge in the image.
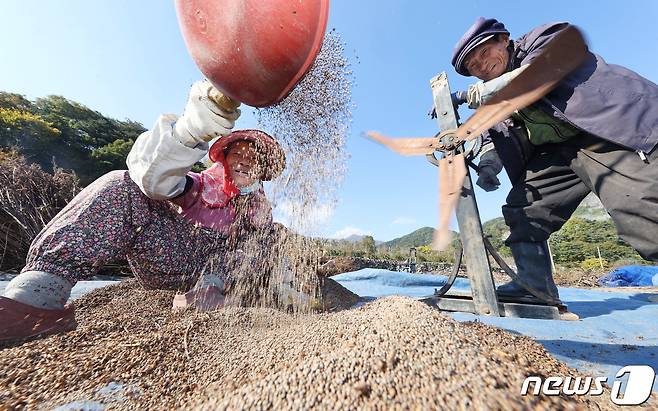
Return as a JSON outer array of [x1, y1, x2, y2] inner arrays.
[[333, 193, 609, 247]]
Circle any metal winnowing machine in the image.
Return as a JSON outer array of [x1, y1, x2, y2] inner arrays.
[[419, 72, 577, 321]]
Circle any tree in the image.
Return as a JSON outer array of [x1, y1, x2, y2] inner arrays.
[[0, 108, 61, 145], [482, 217, 511, 256], [0, 108, 62, 169], [548, 217, 641, 265], [0, 93, 32, 111], [91, 138, 135, 174], [362, 235, 376, 258], [0, 92, 146, 185]]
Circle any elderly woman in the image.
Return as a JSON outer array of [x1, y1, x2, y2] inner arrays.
[[1, 81, 286, 342]]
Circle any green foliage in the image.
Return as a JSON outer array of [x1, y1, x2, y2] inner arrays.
[[322, 228, 459, 263], [0, 107, 61, 145], [415, 244, 455, 263], [553, 218, 609, 243], [0, 92, 146, 185], [191, 157, 212, 173], [191, 162, 207, 173], [361, 235, 376, 258], [380, 227, 459, 262], [0, 93, 32, 111], [482, 217, 511, 256], [581, 258, 609, 271], [321, 214, 642, 266], [322, 241, 361, 258], [381, 227, 436, 249], [549, 217, 641, 266], [91, 138, 134, 171], [481, 214, 640, 266]]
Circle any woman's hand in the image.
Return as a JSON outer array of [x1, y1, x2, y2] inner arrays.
[[174, 80, 242, 148], [172, 285, 226, 312]]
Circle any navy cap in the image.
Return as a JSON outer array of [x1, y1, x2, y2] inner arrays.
[[452, 17, 510, 76]]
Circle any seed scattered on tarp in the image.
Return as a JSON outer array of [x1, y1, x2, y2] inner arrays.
[[0, 283, 624, 410]]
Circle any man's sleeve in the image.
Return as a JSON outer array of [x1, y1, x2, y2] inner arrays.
[[517, 22, 571, 65]]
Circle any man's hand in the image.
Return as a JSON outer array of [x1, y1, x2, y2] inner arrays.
[[172, 285, 226, 312], [428, 91, 468, 119], [0, 296, 76, 343], [466, 65, 530, 109], [174, 80, 241, 148], [476, 149, 503, 191]]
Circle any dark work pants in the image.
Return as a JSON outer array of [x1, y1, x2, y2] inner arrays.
[[502, 134, 658, 261]]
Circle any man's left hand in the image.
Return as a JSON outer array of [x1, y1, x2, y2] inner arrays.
[[476, 168, 501, 191], [476, 149, 504, 191]]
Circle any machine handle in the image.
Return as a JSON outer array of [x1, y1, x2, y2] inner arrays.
[[208, 87, 241, 112]]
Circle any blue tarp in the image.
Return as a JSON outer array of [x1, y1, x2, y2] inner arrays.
[[3, 270, 658, 396], [333, 268, 658, 392], [331, 269, 468, 298], [598, 265, 658, 287]]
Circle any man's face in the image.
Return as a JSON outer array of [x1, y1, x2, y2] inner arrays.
[[225, 140, 261, 188], [464, 34, 510, 81]]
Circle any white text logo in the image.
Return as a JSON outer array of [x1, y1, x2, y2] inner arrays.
[[520, 365, 655, 405]]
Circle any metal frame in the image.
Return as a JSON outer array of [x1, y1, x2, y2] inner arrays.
[[421, 72, 570, 321], [408, 247, 417, 273]]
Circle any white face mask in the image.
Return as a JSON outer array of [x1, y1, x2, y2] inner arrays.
[[239, 180, 262, 195]]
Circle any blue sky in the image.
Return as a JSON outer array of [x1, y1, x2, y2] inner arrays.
[[2, 1, 657, 241]]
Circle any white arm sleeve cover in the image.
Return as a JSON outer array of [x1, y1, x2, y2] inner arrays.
[[468, 65, 530, 109], [127, 114, 208, 200]]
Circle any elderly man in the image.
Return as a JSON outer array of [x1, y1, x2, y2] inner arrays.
[[452, 18, 658, 302]]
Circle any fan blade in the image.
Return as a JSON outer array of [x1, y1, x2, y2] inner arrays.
[[365, 131, 437, 156], [432, 153, 467, 251], [456, 26, 587, 142]]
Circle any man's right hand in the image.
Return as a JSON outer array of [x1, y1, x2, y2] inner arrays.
[[428, 91, 468, 119], [174, 80, 241, 148], [0, 297, 76, 343]]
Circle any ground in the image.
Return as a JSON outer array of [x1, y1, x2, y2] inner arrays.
[[0, 281, 628, 410]]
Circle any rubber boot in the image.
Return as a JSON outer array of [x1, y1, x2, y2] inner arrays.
[[497, 241, 560, 303], [1, 271, 77, 343], [0, 297, 76, 343]]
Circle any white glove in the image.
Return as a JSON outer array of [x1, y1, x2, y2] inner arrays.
[[466, 65, 529, 109], [174, 80, 241, 148]]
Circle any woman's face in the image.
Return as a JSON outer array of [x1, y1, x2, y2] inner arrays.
[[464, 34, 510, 81], [225, 141, 261, 188]]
